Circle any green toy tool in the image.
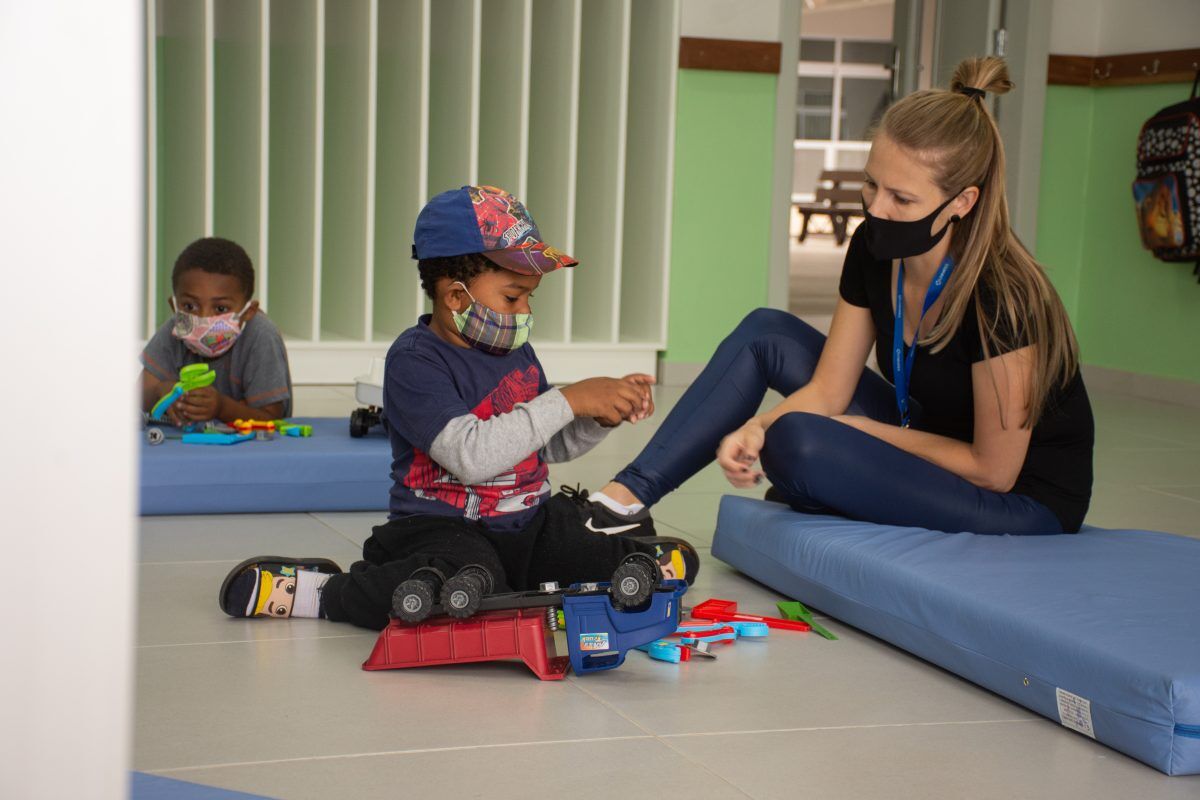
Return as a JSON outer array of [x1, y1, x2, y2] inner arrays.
[[150, 363, 216, 420], [776, 600, 838, 640]]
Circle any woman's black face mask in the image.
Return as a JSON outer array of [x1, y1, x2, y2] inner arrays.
[[861, 193, 961, 260]]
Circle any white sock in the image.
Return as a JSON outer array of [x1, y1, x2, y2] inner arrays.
[[292, 570, 332, 618], [592, 490, 645, 516]]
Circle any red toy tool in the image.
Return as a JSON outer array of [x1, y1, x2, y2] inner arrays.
[[690, 598, 811, 632]]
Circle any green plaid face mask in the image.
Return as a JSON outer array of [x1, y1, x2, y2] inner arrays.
[[451, 282, 533, 356]]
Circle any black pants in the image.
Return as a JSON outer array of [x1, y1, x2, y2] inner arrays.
[[320, 493, 654, 630]]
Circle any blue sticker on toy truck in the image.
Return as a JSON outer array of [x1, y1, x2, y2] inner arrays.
[[579, 633, 609, 651]]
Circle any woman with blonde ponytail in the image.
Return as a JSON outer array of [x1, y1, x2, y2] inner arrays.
[[579, 56, 1093, 536]]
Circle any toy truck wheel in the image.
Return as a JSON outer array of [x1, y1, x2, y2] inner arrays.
[[392, 566, 446, 623], [454, 564, 495, 595], [146, 427, 165, 446], [610, 553, 657, 609], [440, 564, 493, 619], [393, 581, 436, 623], [349, 408, 370, 438]]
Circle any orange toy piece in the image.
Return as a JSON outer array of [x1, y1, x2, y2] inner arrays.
[[232, 419, 276, 434]]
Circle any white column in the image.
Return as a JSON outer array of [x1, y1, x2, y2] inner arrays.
[[1, 3, 140, 798]]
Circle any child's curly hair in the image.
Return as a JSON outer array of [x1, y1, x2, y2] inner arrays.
[[172, 237, 255, 299], [418, 253, 499, 299]]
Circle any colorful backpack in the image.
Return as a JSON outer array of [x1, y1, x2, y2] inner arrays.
[[1132, 73, 1200, 280]]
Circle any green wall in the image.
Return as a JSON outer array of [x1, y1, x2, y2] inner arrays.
[[665, 68, 778, 364], [1036, 82, 1200, 384]]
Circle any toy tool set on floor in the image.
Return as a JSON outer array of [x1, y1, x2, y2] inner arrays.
[[636, 618, 769, 664], [631, 597, 830, 665], [365, 579, 831, 677], [363, 554, 687, 680]]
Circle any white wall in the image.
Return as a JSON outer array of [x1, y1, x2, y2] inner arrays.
[[681, 0, 785, 41], [1050, 0, 1200, 54], [802, 0, 893, 40], [0, 3, 140, 799]]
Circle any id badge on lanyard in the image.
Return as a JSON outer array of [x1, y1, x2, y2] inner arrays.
[[893, 256, 954, 428]]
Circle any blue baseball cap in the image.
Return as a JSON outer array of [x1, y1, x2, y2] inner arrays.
[[412, 185, 578, 275]]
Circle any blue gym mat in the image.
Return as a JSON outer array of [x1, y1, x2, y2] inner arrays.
[[711, 495, 1200, 776], [139, 417, 392, 515], [131, 772, 274, 799]]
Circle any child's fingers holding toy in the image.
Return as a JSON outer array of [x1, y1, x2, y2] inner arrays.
[[178, 385, 221, 421], [561, 377, 644, 425], [621, 373, 656, 421]]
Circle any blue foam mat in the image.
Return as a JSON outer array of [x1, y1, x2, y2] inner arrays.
[[140, 417, 392, 515], [131, 773, 274, 799], [711, 496, 1200, 776]]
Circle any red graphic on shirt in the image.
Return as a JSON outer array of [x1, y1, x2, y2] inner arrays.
[[403, 365, 550, 520]]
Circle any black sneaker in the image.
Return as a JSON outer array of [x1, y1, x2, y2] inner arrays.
[[560, 484, 656, 537]]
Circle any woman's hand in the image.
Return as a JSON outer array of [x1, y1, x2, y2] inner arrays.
[[717, 421, 766, 488]]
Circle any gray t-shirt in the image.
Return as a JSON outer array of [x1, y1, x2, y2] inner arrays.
[[141, 312, 293, 416]]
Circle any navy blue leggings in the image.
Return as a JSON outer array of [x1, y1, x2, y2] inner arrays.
[[613, 308, 1063, 535]]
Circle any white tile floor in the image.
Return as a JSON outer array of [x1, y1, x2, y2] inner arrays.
[[135, 383, 1200, 799]]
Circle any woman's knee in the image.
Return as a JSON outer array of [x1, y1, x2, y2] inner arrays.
[[761, 412, 834, 479], [734, 307, 809, 340], [723, 309, 824, 378]]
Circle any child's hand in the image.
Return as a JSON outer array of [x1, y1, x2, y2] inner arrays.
[[560, 377, 646, 427], [716, 421, 766, 488], [620, 373, 656, 422], [165, 402, 186, 426], [176, 386, 222, 422]]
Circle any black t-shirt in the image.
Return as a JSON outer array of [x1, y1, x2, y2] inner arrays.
[[837, 226, 1094, 532]]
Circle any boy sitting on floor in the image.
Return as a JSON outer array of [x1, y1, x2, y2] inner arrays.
[[140, 237, 292, 424], [218, 186, 697, 630]]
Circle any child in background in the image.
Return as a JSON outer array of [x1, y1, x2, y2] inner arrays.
[[141, 237, 292, 424], [218, 186, 696, 630]]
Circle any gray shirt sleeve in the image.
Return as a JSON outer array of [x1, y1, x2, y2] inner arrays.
[[231, 314, 293, 416], [542, 417, 609, 464], [428, 388, 575, 485]]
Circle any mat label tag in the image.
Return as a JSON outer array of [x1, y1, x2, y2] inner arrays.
[[1056, 688, 1095, 738]]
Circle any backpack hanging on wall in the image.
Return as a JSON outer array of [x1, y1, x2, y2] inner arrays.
[[1132, 71, 1200, 280]]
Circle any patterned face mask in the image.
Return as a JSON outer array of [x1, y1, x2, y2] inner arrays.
[[451, 282, 533, 356], [171, 298, 253, 358]]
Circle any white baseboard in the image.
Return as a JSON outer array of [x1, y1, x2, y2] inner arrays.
[[1082, 364, 1200, 408]]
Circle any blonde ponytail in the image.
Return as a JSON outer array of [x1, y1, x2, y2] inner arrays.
[[879, 56, 1079, 427]]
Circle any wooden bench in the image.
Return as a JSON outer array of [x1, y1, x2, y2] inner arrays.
[[795, 169, 866, 246]]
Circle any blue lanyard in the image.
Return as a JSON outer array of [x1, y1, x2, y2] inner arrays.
[[893, 256, 954, 428]]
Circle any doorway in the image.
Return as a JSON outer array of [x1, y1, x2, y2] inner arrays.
[[790, 0, 897, 334]]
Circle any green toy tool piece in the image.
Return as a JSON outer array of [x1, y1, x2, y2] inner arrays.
[[776, 601, 838, 640], [273, 420, 314, 437], [150, 363, 217, 421]]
